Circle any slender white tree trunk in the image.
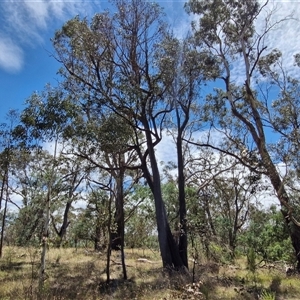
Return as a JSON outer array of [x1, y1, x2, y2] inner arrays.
[[39, 138, 58, 292]]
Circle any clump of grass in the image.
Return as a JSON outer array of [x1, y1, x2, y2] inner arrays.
[[260, 289, 276, 300]]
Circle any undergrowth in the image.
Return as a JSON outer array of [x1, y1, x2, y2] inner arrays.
[[0, 246, 299, 299]]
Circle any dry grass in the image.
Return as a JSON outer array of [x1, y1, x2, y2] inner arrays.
[[0, 246, 299, 299]]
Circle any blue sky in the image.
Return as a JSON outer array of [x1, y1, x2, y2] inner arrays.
[[0, 0, 299, 127], [1, 0, 299, 211], [0, 0, 188, 124]]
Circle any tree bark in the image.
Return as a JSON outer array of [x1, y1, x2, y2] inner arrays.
[[106, 185, 113, 284], [260, 146, 300, 270], [177, 134, 188, 269], [94, 223, 101, 251], [143, 124, 185, 270], [0, 168, 8, 258], [39, 139, 58, 293], [108, 153, 127, 278], [52, 201, 72, 247], [0, 171, 8, 258]]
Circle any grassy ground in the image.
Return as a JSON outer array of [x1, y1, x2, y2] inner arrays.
[[0, 246, 299, 299]]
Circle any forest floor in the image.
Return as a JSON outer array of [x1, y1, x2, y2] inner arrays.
[[0, 246, 299, 299]]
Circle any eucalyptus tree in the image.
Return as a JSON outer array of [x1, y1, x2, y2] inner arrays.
[[183, 149, 247, 259], [63, 107, 140, 279], [156, 35, 206, 268], [185, 0, 300, 269], [16, 86, 81, 289], [72, 188, 110, 251], [0, 110, 19, 257], [52, 0, 187, 270], [82, 113, 139, 253], [28, 81, 140, 280], [50, 156, 85, 247], [9, 149, 47, 246], [9, 148, 82, 248], [124, 185, 157, 250], [203, 165, 261, 258]]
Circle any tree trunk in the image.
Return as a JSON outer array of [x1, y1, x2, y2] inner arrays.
[[289, 222, 300, 271], [204, 194, 217, 236], [117, 156, 127, 279], [0, 173, 8, 258], [110, 216, 122, 250], [109, 154, 127, 279], [0, 168, 6, 211], [229, 76, 300, 270], [52, 201, 72, 247], [143, 126, 185, 270], [176, 134, 188, 269], [0, 168, 8, 258], [257, 144, 300, 270], [39, 139, 57, 293], [94, 223, 101, 251], [39, 189, 51, 293], [106, 186, 113, 284]]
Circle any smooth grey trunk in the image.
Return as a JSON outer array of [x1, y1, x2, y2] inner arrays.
[[106, 186, 113, 284], [38, 139, 58, 293]]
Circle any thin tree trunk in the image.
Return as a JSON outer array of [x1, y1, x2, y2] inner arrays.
[[94, 223, 101, 251], [0, 168, 6, 212], [39, 139, 58, 293], [52, 201, 72, 247], [106, 185, 113, 284], [0, 171, 9, 258], [39, 188, 51, 293], [52, 172, 83, 247], [117, 159, 127, 280], [204, 194, 217, 236], [174, 84, 192, 270], [106, 152, 127, 278]]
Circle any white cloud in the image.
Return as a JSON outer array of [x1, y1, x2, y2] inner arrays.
[[2, 0, 96, 44], [156, 133, 176, 165], [0, 36, 24, 73], [163, 0, 195, 40], [0, 0, 96, 72], [8, 193, 23, 211], [231, 1, 300, 83]]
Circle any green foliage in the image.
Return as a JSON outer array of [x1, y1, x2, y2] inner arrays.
[[125, 185, 157, 250], [247, 247, 256, 273], [239, 205, 293, 263], [97, 113, 135, 154], [71, 189, 110, 248], [19, 85, 76, 143], [260, 290, 276, 300]]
